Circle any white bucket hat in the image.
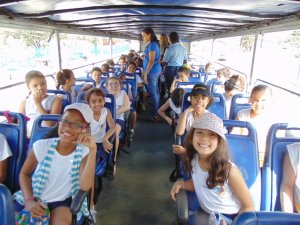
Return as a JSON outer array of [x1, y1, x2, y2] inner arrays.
[[192, 112, 226, 140]]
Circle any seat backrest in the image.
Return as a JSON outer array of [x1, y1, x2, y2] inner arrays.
[[75, 77, 96, 93], [181, 92, 226, 120], [176, 81, 199, 93], [224, 120, 261, 210], [189, 71, 204, 83], [261, 123, 300, 211], [0, 112, 27, 193], [229, 94, 251, 120], [207, 93, 226, 119], [27, 114, 61, 153], [47, 89, 71, 113], [232, 211, 300, 225], [0, 184, 15, 225]]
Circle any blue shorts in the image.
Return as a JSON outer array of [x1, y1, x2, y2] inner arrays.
[[14, 196, 72, 212], [116, 119, 125, 128]]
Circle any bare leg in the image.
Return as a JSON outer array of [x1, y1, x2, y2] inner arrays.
[[50, 206, 72, 225]]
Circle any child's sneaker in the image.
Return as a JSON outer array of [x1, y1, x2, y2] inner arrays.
[[128, 129, 134, 142], [89, 209, 97, 224]]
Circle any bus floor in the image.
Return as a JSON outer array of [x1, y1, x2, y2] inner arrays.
[[95, 113, 177, 225]]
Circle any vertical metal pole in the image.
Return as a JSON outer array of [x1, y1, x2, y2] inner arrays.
[[249, 33, 258, 88], [210, 38, 215, 62], [55, 30, 62, 70], [110, 37, 112, 59]]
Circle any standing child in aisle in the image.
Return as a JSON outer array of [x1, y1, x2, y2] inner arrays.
[[171, 113, 254, 224]]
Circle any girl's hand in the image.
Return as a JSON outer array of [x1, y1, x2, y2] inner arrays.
[[25, 200, 46, 218], [143, 75, 148, 85], [172, 144, 186, 155], [32, 90, 45, 104], [185, 106, 195, 114], [170, 180, 184, 201], [103, 138, 113, 153], [166, 117, 173, 126], [76, 131, 97, 153]]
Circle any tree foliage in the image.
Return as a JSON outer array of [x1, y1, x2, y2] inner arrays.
[[240, 35, 255, 52]]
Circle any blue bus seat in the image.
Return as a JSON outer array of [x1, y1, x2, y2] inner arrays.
[[176, 81, 201, 93], [224, 120, 261, 210], [232, 211, 300, 225], [0, 112, 27, 193], [189, 71, 204, 83], [47, 89, 71, 113], [261, 123, 300, 211], [0, 184, 15, 225], [205, 73, 217, 84], [229, 94, 251, 120], [181, 92, 226, 120], [27, 114, 61, 152], [75, 78, 96, 93]]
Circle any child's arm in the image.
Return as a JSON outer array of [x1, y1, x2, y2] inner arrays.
[[0, 159, 8, 183], [228, 166, 254, 213], [172, 144, 187, 155], [158, 100, 172, 126], [176, 106, 194, 136], [78, 132, 97, 191], [18, 99, 26, 115], [19, 151, 46, 217], [116, 92, 130, 115], [103, 110, 116, 152], [170, 179, 195, 201], [280, 153, 295, 213]]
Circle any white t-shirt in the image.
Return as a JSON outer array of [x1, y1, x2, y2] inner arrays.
[[0, 133, 12, 161], [91, 108, 108, 143], [33, 138, 89, 203], [191, 154, 241, 214], [169, 98, 181, 117], [115, 90, 127, 121], [25, 94, 57, 132], [237, 108, 275, 165], [287, 143, 300, 212]]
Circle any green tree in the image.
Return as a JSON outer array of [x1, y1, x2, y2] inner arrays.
[[240, 35, 255, 52]]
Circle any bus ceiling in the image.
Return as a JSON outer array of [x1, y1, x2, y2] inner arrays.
[[0, 0, 300, 41]]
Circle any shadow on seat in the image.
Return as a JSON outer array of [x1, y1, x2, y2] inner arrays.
[[0, 184, 15, 225]]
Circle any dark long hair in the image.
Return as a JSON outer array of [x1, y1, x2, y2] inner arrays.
[[56, 69, 74, 90], [142, 27, 159, 43], [183, 128, 232, 189]]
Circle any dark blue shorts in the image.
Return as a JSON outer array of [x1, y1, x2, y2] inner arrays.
[[15, 196, 72, 212], [116, 119, 125, 128]]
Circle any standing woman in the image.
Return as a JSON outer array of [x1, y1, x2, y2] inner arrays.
[[142, 27, 162, 121], [159, 34, 170, 63]]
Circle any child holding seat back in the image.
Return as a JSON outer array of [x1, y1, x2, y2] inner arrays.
[[13, 103, 96, 224], [171, 113, 254, 224]]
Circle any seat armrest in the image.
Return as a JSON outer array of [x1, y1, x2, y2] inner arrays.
[[176, 190, 189, 225], [70, 189, 90, 215]]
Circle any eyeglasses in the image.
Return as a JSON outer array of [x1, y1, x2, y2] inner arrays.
[[59, 119, 86, 130]]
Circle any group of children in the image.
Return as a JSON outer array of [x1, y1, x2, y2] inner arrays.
[[1, 57, 300, 224]]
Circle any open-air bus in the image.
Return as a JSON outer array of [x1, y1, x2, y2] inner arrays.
[[0, 1, 300, 225]]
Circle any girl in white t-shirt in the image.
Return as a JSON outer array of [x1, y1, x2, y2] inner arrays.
[[106, 77, 130, 171], [18, 70, 62, 138], [0, 133, 13, 183], [14, 103, 96, 223], [171, 113, 254, 224], [281, 142, 300, 213], [232, 84, 273, 167]]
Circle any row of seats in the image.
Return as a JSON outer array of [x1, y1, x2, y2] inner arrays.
[[176, 121, 300, 224]]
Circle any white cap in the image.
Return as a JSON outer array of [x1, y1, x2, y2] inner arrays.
[[64, 103, 93, 123]]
